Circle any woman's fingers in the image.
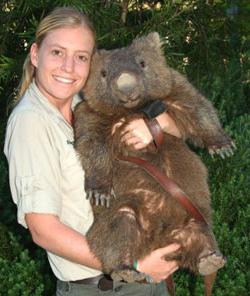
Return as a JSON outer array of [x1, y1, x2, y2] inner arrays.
[[158, 243, 181, 258]]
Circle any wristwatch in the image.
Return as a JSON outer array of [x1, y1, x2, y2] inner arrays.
[[138, 99, 167, 119], [138, 100, 167, 149]]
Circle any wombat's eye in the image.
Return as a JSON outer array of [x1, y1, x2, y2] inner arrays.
[[140, 60, 146, 68], [101, 70, 107, 78]]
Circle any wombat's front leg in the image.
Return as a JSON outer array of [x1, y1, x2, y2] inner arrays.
[[75, 139, 114, 207], [166, 69, 235, 158], [74, 105, 115, 207], [84, 171, 115, 208]]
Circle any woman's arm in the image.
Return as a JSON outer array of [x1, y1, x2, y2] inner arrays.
[[156, 112, 181, 138], [26, 212, 178, 281], [25, 213, 101, 269]]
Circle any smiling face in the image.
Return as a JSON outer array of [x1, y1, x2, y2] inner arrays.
[[30, 26, 95, 108]]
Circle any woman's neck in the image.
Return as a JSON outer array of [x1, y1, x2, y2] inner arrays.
[[59, 104, 74, 126], [51, 98, 73, 126]]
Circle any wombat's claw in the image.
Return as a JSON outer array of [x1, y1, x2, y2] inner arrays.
[[102, 188, 116, 208], [231, 141, 236, 150], [198, 251, 226, 276], [86, 189, 116, 207], [94, 191, 111, 207], [208, 141, 236, 159], [103, 194, 111, 208], [86, 189, 93, 201]]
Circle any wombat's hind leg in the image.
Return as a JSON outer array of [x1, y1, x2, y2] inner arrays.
[[198, 250, 226, 276], [111, 266, 147, 283], [109, 206, 147, 283], [164, 219, 226, 275], [88, 204, 146, 282]]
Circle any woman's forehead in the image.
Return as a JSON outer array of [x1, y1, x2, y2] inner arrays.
[[42, 26, 95, 52]]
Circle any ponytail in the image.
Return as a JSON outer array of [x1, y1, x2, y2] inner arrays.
[[17, 54, 35, 99]]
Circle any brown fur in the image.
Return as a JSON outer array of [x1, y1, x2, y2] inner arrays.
[[74, 32, 231, 282]]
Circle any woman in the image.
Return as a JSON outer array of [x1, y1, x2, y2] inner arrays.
[[4, 7, 180, 296]]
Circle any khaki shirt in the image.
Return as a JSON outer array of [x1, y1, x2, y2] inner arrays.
[[4, 81, 101, 281]]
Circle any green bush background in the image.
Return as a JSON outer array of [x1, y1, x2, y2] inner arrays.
[[0, 1, 249, 295]]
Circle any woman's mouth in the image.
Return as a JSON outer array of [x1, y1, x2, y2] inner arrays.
[[53, 75, 75, 84]]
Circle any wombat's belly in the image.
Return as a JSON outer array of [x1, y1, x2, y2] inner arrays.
[[112, 135, 210, 223]]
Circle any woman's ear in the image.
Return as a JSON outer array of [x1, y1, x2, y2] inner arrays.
[[30, 43, 39, 68]]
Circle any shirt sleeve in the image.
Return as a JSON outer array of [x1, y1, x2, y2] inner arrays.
[[4, 109, 62, 228]]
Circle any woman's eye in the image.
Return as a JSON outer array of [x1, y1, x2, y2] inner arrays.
[[76, 55, 88, 63], [51, 49, 63, 56]]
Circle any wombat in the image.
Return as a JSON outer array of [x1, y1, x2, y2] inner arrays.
[[74, 32, 234, 283]]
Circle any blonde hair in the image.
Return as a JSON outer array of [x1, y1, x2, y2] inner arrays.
[[18, 7, 96, 98]]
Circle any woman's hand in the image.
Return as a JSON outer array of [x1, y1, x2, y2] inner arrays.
[[114, 113, 181, 150], [118, 118, 153, 150], [137, 243, 180, 283]]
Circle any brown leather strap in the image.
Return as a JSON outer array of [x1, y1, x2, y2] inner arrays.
[[118, 155, 208, 224], [166, 273, 216, 296], [165, 275, 176, 296], [204, 272, 217, 296], [144, 118, 164, 149]]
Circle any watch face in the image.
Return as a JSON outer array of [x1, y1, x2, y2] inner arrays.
[[138, 99, 166, 119]]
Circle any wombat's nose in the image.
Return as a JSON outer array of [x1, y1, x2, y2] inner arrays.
[[116, 73, 137, 94]]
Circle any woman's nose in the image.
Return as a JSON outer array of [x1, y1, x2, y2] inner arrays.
[[61, 55, 74, 73]]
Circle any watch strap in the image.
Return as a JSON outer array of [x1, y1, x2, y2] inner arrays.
[[144, 117, 164, 149]]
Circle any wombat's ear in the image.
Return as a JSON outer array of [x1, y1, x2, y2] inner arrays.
[[134, 32, 163, 52], [92, 49, 109, 60], [91, 49, 106, 64], [92, 49, 102, 59], [145, 32, 162, 48]]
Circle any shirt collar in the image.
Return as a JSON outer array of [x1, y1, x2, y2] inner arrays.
[[27, 80, 82, 125]]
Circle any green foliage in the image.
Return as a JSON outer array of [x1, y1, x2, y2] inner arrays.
[[0, 224, 14, 260], [0, 1, 249, 295], [0, 121, 16, 228], [174, 114, 250, 296], [0, 224, 45, 295]]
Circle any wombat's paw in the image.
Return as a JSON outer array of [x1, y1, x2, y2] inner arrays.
[[198, 251, 226, 275], [86, 188, 116, 207], [208, 140, 236, 159], [111, 269, 146, 283]]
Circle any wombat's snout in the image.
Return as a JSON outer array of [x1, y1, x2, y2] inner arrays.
[[116, 72, 137, 96]]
